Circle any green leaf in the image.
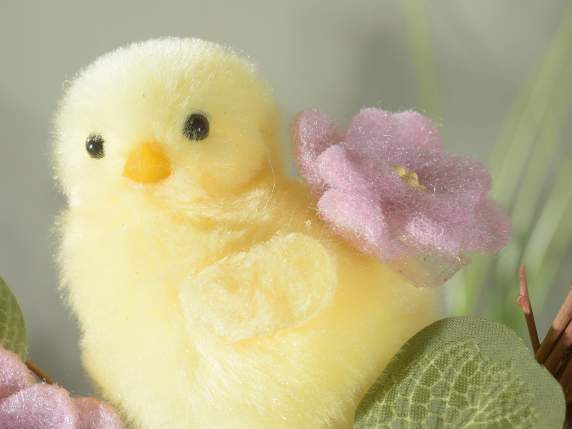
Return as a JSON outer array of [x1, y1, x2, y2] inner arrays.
[[0, 277, 28, 360], [355, 317, 565, 429]]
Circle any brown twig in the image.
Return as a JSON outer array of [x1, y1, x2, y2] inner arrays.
[[536, 284, 572, 363], [517, 265, 541, 353], [559, 358, 572, 390], [26, 360, 54, 385], [545, 320, 572, 376], [516, 272, 572, 428]]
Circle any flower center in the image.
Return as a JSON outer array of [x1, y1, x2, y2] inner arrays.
[[393, 165, 427, 191]]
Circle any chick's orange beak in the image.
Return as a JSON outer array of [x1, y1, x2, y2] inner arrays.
[[123, 142, 171, 184]]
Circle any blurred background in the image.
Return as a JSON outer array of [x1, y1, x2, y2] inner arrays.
[[1, 0, 571, 395]]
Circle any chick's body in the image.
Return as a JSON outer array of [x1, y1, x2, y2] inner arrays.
[[55, 39, 438, 429]]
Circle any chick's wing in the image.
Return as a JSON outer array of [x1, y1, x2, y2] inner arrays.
[[180, 233, 337, 341]]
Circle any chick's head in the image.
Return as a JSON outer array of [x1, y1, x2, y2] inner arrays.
[[54, 38, 280, 208]]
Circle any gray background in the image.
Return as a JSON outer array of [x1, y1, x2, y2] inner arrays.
[[0, 0, 570, 395]]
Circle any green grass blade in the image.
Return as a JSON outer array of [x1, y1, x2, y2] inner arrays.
[[404, 0, 442, 121], [490, 7, 572, 205], [457, 5, 572, 319], [522, 153, 572, 307]]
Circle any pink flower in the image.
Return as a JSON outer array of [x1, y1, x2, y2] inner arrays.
[[0, 347, 124, 429], [293, 108, 511, 287]]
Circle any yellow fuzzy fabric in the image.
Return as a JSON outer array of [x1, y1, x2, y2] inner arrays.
[[54, 38, 439, 429]]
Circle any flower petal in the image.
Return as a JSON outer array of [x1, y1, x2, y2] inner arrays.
[[0, 348, 34, 400], [316, 145, 374, 194], [293, 109, 340, 189], [318, 189, 389, 257], [344, 109, 441, 166], [392, 110, 442, 150], [343, 108, 394, 161], [414, 152, 491, 197], [0, 384, 77, 429], [317, 144, 409, 201], [404, 214, 463, 255], [75, 397, 125, 429], [465, 199, 512, 253]]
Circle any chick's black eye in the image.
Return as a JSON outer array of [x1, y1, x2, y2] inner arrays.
[[183, 113, 209, 141], [86, 134, 105, 159]]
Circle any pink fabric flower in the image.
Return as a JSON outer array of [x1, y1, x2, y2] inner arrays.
[[0, 347, 124, 429], [293, 108, 511, 287]]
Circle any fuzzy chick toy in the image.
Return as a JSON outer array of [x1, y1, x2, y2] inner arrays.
[[53, 38, 507, 429]]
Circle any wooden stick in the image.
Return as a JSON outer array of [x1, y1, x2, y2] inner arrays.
[[559, 357, 572, 390], [565, 383, 572, 403], [567, 404, 572, 429], [544, 319, 572, 376], [26, 360, 54, 385], [517, 265, 541, 353], [536, 284, 572, 363]]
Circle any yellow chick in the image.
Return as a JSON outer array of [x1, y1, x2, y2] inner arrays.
[[54, 38, 438, 429]]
